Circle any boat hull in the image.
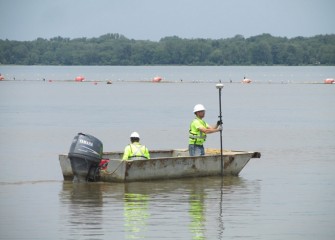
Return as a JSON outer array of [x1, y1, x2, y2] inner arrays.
[[59, 149, 260, 182]]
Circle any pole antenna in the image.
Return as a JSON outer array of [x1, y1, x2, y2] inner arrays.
[[216, 83, 224, 176]]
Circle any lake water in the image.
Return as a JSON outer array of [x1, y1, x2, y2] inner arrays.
[[0, 66, 334, 239]]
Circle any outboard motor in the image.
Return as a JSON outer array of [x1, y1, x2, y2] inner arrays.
[[68, 133, 103, 182]]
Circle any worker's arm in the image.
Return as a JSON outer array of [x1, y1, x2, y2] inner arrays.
[[122, 145, 131, 160], [199, 124, 221, 134]]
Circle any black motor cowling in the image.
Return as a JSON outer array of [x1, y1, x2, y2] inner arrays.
[[68, 133, 103, 182]]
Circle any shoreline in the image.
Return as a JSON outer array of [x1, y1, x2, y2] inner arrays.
[[0, 79, 333, 84]]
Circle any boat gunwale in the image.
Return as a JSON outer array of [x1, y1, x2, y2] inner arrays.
[[58, 149, 261, 160]]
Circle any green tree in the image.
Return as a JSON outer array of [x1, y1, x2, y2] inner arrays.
[[0, 33, 334, 65]]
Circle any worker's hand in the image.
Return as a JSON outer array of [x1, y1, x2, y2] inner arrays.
[[217, 126, 222, 131], [217, 120, 223, 125]]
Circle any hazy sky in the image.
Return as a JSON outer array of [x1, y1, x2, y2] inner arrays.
[[1, 0, 334, 41]]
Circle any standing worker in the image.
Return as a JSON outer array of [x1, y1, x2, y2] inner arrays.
[[189, 104, 222, 156], [123, 132, 150, 160]]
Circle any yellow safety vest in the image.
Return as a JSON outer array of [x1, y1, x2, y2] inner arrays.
[[189, 117, 208, 145], [122, 142, 150, 160]]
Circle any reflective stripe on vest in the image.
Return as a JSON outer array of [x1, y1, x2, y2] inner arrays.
[[189, 118, 207, 145], [129, 144, 148, 159]]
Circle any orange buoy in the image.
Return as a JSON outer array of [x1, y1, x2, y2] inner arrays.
[[242, 78, 252, 83], [152, 76, 162, 82], [324, 78, 334, 84], [0, 75, 4, 81], [75, 76, 85, 82]]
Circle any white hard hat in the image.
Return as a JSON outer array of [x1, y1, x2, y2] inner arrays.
[[193, 104, 206, 113], [130, 132, 140, 138]]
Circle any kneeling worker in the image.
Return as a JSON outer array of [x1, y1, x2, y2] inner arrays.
[[189, 104, 222, 156], [123, 132, 150, 160]]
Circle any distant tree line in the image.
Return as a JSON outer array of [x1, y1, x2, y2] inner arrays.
[[0, 33, 334, 65]]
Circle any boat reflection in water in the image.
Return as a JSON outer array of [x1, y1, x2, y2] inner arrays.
[[59, 176, 260, 239]]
